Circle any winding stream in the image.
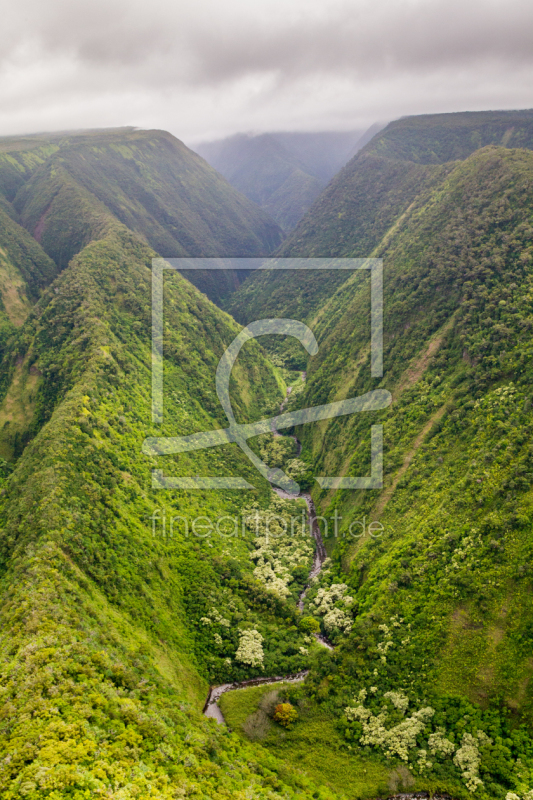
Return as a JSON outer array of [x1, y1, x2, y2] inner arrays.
[[202, 486, 332, 723], [203, 379, 332, 723], [201, 385, 458, 800]]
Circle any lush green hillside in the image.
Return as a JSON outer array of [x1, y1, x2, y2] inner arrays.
[[261, 167, 325, 233], [229, 109, 533, 327], [0, 205, 57, 333], [0, 134, 63, 201], [365, 109, 533, 164], [227, 157, 451, 325], [3, 114, 533, 799], [0, 201, 345, 798], [278, 108, 533, 256], [224, 140, 533, 799], [0, 128, 358, 799], [0, 128, 284, 303]]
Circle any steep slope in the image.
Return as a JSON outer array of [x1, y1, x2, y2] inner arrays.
[[0, 205, 59, 458], [0, 134, 62, 201], [261, 167, 325, 232], [0, 210, 340, 798], [0, 127, 363, 799], [279, 109, 533, 257], [229, 108, 533, 326], [223, 143, 533, 799], [0, 128, 284, 304], [0, 203, 57, 322], [195, 133, 324, 232]]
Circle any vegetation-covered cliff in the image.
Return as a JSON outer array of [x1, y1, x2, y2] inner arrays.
[[225, 111, 533, 799], [0, 129, 338, 800], [0, 128, 284, 304]]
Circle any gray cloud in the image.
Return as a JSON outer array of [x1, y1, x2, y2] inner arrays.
[[0, 0, 532, 141]]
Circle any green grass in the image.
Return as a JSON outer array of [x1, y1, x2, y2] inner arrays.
[[220, 683, 392, 799]]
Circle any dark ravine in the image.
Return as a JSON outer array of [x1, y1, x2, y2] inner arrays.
[[202, 485, 332, 724], [270, 378, 329, 620], [271, 486, 328, 615]]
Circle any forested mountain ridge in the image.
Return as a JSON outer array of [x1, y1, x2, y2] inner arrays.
[[222, 125, 533, 798], [275, 108, 533, 259], [229, 108, 533, 323], [365, 108, 533, 164], [0, 125, 287, 461], [0, 128, 284, 303], [0, 129, 345, 799]]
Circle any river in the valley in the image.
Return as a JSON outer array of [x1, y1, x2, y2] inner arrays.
[[202, 483, 332, 723], [201, 384, 457, 800], [203, 379, 332, 723]]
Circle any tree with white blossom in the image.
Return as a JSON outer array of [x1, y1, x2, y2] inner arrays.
[[235, 628, 264, 668]]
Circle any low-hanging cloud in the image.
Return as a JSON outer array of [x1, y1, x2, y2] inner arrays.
[[0, 0, 532, 141]]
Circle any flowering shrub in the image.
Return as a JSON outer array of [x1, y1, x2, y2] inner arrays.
[[427, 727, 455, 756], [453, 731, 491, 793], [344, 694, 434, 763], [205, 607, 230, 627], [383, 691, 409, 714], [286, 457, 312, 480], [235, 629, 264, 668], [312, 584, 350, 614], [307, 583, 355, 635], [417, 749, 432, 773], [323, 607, 353, 634], [243, 496, 313, 600], [506, 792, 533, 800]]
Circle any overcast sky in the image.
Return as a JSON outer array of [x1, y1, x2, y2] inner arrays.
[[1, 0, 532, 145]]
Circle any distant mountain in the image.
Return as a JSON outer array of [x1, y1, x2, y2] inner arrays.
[[228, 109, 533, 324], [194, 129, 372, 231], [267, 130, 375, 183]]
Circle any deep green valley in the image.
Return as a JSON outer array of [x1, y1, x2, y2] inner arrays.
[[0, 110, 533, 800]]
